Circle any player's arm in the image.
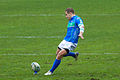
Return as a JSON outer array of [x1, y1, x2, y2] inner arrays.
[[78, 24, 84, 39], [76, 18, 85, 39]]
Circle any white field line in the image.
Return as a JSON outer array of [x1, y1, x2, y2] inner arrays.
[[0, 53, 54, 56], [0, 53, 120, 56], [1, 13, 120, 17], [0, 36, 63, 39], [1, 14, 64, 17]]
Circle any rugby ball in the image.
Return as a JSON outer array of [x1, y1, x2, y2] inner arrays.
[[31, 62, 40, 72]]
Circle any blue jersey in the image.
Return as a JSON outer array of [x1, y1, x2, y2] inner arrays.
[[64, 15, 84, 43]]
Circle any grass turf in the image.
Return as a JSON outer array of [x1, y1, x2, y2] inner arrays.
[[0, 0, 120, 80]]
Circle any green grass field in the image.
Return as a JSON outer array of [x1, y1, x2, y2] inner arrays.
[[0, 0, 120, 80]]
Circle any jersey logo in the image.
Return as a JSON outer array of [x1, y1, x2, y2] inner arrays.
[[67, 22, 75, 28]]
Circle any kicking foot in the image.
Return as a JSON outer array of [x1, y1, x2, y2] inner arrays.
[[44, 71, 53, 75], [75, 52, 79, 61]]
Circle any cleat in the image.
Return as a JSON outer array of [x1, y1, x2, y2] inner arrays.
[[44, 71, 53, 75], [33, 71, 38, 75], [75, 52, 79, 61]]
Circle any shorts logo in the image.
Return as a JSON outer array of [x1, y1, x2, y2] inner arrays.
[[71, 46, 75, 49]]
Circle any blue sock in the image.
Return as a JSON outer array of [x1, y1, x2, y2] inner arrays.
[[50, 59, 61, 73], [64, 52, 75, 58], [34, 71, 37, 74]]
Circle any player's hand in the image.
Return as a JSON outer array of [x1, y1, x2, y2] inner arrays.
[[78, 32, 84, 39]]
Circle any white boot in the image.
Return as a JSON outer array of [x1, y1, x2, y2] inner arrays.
[[44, 71, 53, 75]]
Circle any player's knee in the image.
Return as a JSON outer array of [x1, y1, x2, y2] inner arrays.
[[56, 49, 67, 59], [56, 53, 64, 59], [57, 53, 62, 57]]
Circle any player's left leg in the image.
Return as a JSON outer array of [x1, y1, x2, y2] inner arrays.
[[64, 52, 75, 57], [64, 52, 79, 60], [63, 42, 79, 60]]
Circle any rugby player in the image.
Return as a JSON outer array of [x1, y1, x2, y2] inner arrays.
[[44, 8, 85, 75]]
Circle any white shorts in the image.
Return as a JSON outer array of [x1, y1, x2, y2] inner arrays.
[[58, 40, 77, 51]]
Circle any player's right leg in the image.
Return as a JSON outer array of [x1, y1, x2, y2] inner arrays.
[[44, 49, 67, 75]]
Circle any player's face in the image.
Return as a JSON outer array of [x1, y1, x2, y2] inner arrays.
[[65, 11, 72, 20]]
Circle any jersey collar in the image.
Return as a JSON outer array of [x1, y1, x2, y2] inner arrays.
[[71, 15, 76, 20]]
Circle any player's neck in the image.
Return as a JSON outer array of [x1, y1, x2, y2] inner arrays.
[[70, 14, 75, 20], [71, 14, 75, 17]]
